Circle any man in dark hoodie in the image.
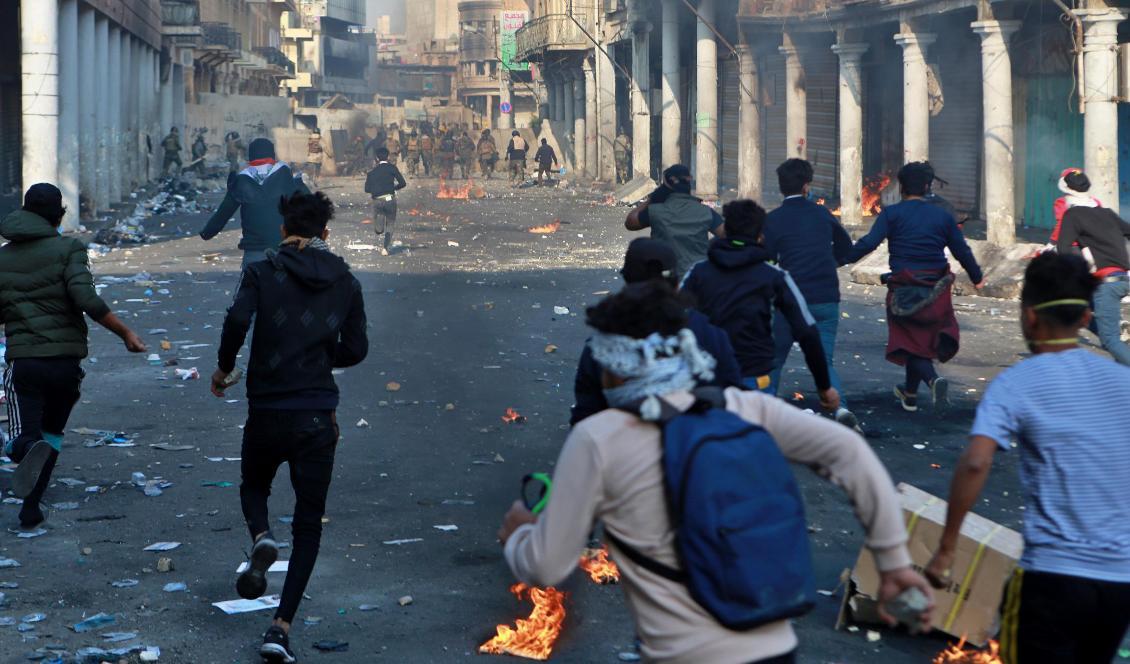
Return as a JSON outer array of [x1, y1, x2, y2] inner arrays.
[[211, 191, 367, 664], [681, 199, 840, 414], [625, 164, 725, 279], [0, 184, 146, 527], [571, 238, 742, 425], [533, 138, 558, 185], [365, 147, 408, 256], [199, 138, 310, 269]]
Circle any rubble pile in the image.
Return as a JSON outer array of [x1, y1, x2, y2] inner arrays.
[[92, 178, 204, 247]]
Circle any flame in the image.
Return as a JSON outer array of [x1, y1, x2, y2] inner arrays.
[[528, 220, 561, 234], [932, 638, 1002, 664], [831, 208, 843, 217], [862, 173, 892, 216], [502, 408, 526, 424], [816, 197, 826, 206], [792, 392, 805, 402], [437, 177, 474, 200], [601, 194, 616, 206], [579, 546, 620, 584], [479, 583, 567, 661]]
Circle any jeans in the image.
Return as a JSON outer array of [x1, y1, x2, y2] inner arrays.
[[372, 198, 398, 250], [1091, 277, 1130, 366], [905, 354, 938, 394], [241, 250, 267, 270], [240, 409, 338, 623], [771, 302, 846, 407]]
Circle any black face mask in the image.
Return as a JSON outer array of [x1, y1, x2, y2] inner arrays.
[[667, 179, 692, 195]]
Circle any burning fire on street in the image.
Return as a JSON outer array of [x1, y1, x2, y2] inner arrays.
[[862, 173, 892, 216], [437, 178, 472, 199], [479, 584, 567, 661], [527, 220, 561, 234], [501, 408, 527, 424], [579, 546, 620, 584], [932, 638, 1003, 664]]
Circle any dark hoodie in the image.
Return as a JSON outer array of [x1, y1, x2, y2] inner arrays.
[[199, 163, 311, 251], [0, 210, 110, 360], [681, 239, 830, 389], [218, 243, 368, 410]]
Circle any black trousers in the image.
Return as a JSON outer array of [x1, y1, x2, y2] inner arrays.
[[372, 198, 398, 250], [240, 409, 338, 623], [747, 650, 795, 664], [1001, 568, 1130, 664], [4, 357, 83, 458]]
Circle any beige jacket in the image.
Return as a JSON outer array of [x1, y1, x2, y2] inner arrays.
[[504, 388, 912, 664]]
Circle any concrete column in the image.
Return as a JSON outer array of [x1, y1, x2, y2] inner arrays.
[[1076, 8, 1126, 214], [694, 0, 718, 199], [498, 70, 513, 129], [107, 25, 121, 203], [736, 41, 761, 201], [554, 76, 566, 123], [21, 0, 60, 198], [58, 0, 80, 229], [779, 37, 807, 160], [121, 35, 134, 192], [138, 46, 151, 182], [972, 20, 1020, 245], [545, 73, 556, 121], [661, 0, 682, 168], [631, 24, 651, 179], [833, 42, 868, 227], [893, 31, 936, 163], [571, 69, 585, 177], [78, 6, 95, 215], [584, 56, 598, 179], [94, 16, 109, 210], [160, 53, 174, 142], [172, 63, 186, 132], [596, 45, 616, 182]]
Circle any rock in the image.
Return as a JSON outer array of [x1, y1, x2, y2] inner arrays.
[[156, 557, 174, 573], [398, 595, 413, 606]]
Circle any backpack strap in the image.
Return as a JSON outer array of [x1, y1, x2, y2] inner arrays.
[[604, 529, 686, 583]]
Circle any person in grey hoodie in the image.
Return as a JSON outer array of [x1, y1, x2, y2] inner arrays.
[[200, 138, 310, 269]]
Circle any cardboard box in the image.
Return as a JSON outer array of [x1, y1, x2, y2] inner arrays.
[[845, 483, 1023, 646]]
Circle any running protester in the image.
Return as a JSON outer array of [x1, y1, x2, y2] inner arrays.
[[0, 184, 146, 526], [844, 162, 984, 413], [764, 159, 858, 430], [925, 253, 1130, 664], [1049, 167, 1103, 245], [212, 192, 368, 663], [500, 281, 934, 664], [1054, 169, 1130, 366], [625, 164, 725, 279], [200, 138, 310, 269], [364, 147, 407, 256], [681, 200, 839, 412], [571, 238, 742, 425]]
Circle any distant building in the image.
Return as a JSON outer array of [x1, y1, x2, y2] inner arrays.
[[284, 0, 374, 106], [458, 0, 536, 129]]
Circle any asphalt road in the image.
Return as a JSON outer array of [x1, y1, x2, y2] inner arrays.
[[0, 172, 1088, 663]]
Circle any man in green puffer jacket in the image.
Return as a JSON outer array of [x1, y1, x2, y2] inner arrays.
[[0, 184, 147, 528]]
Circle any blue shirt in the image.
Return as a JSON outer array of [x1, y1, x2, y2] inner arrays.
[[846, 199, 983, 284], [764, 197, 853, 305], [971, 349, 1130, 582]]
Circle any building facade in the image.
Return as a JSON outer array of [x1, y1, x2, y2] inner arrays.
[[284, 0, 374, 106], [458, 0, 537, 129]]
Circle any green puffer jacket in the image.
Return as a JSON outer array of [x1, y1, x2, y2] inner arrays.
[[0, 210, 111, 360]]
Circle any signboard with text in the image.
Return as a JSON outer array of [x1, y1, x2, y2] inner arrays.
[[499, 10, 529, 72]]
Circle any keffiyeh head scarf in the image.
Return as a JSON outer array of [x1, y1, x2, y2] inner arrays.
[[1058, 168, 1099, 209], [588, 328, 716, 421]]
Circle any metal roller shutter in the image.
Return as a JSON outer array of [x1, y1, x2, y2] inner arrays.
[[927, 23, 982, 218], [719, 56, 739, 194], [806, 45, 838, 199], [0, 80, 18, 196], [761, 53, 786, 206]]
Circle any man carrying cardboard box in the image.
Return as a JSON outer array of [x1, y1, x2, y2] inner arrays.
[[925, 252, 1130, 664]]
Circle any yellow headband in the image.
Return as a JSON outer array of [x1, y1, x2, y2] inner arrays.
[[1032, 299, 1089, 311]]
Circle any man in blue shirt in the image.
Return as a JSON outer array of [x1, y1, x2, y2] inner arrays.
[[764, 159, 858, 430], [925, 253, 1130, 664]]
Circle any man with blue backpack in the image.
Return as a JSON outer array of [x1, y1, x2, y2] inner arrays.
[[499, 281, 934, 663]]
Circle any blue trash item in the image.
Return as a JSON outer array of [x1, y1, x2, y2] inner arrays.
[[606, 388, 816, 630], [72, 612, 116, 633]]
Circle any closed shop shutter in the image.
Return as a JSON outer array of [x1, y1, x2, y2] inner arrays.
[[719, 57, 740, 194], [928, 23, 982, 218], [806, 45, 838, 199], [0, 80, 18, 195], [761, 54, 787, 206]]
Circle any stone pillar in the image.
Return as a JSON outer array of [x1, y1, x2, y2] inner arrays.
[[596, 45, 616, 182], [21, 0, 60, 198], [545, 72, 557, 121], [58, 0, 80, 229], [694, 0, 718, 199], [833, 42, 868, 227], [94, 16, 109, 211], [972, 20, 1020, 245], [159, 54, 174, 153], [737, 40, 760, 201], [631, 23, 651, 179], [121, 35, 134, 192], [1076, 8, 1126, 213], [571, 69, 585, 178], [584, 56, 598, 180], [557, 77, 568, 123], [779, 36, 807, 160], [498, 69, 513, 129], [894, 31, 936, 163], [139, 46, 151, 182], [78, 6, 95, 215], [661, 0, 681, 168], [107, 25, 121, 203]]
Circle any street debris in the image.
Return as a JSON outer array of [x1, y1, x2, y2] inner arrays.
[[162, 582, 187, 592], [72, 612, 115, 633], [0, 558, 21, 568], [312, 640, 349, 652], [381, 538, 423, 546], [398, 595, 414, 607], [501, 408, 526, 424], [527, 220, 561, 234], [212, 595, 281, 615], [236, 560, 289, 574], [356, 418, 370, 428], [432, 524, 458, 532], [156, 558, 174, 573], [110, 579, 140, 588], [143, 542, 181, 552]]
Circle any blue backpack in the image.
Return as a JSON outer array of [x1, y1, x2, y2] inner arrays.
[[607, 388, 816, 630]]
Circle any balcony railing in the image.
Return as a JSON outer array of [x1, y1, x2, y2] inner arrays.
[[202, 22, 241, 52], [161, 0, 199, 26], [514, 14, 593, 62], [255, 46, 296, 74]]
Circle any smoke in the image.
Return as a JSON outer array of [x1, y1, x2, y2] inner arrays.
[[367, 0, 405, 32]]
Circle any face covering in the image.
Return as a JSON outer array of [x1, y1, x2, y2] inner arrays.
[[589, 329, 716, 421], [1023, 299, 1089, 352]]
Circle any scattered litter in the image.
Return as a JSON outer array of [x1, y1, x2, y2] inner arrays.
[[151, 443, 194, 452], [553, 306, 570, 315], [72, 612, 115, 633], [200, 481, 234, 488], [57, 477, 86, 487], [101, 631, 138, 643], [544, 344, 558, 354], [398, 596, 413, 606], [359, 604, 380, 612], [156, 558, 174, 573], [432, 524, 458, 532], [143, 542, 180, 552], [501, 408, 526, 424], [162, 582, 187, 593], [913, 444, 927, 450], [174, 367, 199, 381], [235, 561, 289, 574], [110, 579, 139, 588], [312, 640, 349, 652], [386, 381, 401, 392], [356, 418, 369, 428], [52, 501, 79, 511], [447, 240, 460, 247], [10, 528, 47, 539], [618, 653, 642, 662], [21, 613, 45, 623], [441, 499, 475, 506], [303, 616, 323, 626], [865, 630, 881, 642], [382, 538, 423, 546], [0, 558, 20, 568], [212, 595, 281, 615]]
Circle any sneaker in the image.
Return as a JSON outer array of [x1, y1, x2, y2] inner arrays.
[[237, 534, 279, 600], [930, 377, 949, 411], [260, 625, 296, 663], [18, 501, 45, 530], [378, 247, 389, 256], [893, 384, 918, 413], [835, 407, 862, 433], [12, 441, 54, 499]]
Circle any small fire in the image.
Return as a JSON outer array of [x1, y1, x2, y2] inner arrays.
[[816, 197, 826, 206], [528, 220, 561, 234], [932, 638, 1003, 664], [831, 208, 843, 217], [502, 408, 527, 424], [601, 194, 616, 206], [579, 546, 621, 584], [792, 392, 805, 402], [479, 583, 567, 661], [437, 177, 474, 199], [862, 173, 892, 216]]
